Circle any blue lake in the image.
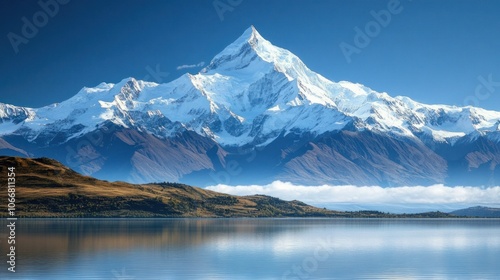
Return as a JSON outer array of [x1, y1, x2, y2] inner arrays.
[[1, 218, 499, 279]]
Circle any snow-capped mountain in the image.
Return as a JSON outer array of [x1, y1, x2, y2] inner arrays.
[[1, 26, 500, 186]]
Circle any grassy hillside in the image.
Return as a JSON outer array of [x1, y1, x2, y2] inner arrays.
[[0, 156, 342, 217]]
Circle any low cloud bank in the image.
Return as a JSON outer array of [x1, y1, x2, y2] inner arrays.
[[207, 181, 500, 209]]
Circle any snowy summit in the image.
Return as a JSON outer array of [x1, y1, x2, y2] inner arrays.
[[1, 26, 499, 147]]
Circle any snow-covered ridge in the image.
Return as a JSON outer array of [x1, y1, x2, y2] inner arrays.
[[1, 26, 500, 146]]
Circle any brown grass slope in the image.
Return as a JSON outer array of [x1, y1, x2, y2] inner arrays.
[[0, 156, 340, 217]]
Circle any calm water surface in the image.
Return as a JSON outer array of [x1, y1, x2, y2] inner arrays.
[[1, 218, 499, 279]]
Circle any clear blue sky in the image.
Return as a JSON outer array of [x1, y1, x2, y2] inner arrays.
[[1, 0, 500, 110]]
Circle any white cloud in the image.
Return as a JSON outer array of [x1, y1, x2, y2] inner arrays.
[[176, 61, 205, 70], [206, 181, 500, 209]]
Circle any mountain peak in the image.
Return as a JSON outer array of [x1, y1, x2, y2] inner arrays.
[[201, 26, 279, 75], [200, 26, 317, 86], [243, 25, 263, 45], [220, 25, 266, 54]]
